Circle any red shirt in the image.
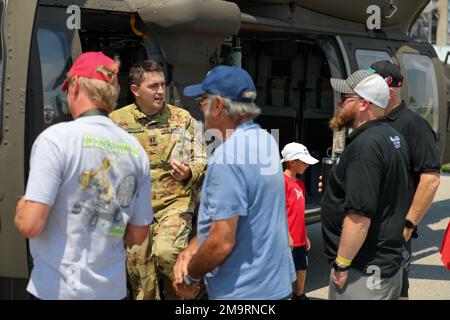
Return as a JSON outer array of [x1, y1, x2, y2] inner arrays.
[[284, 174, 306, 247]]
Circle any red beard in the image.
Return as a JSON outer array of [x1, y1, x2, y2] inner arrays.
[[329, 106, 357, 130]]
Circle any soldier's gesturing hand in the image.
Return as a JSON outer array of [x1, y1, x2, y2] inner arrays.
[[170, 160, 192, 181]]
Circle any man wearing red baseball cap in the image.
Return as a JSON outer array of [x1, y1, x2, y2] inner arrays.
[[15, 52, 153, 299], [62, 51, 120, 114]]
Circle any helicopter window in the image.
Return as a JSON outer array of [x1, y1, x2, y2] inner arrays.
[[37, 27, 72, 125], [401, 53, 439, 132], [355, 49, 391, 69]]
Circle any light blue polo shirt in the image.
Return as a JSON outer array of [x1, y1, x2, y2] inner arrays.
[[197, 121, 296, 300]]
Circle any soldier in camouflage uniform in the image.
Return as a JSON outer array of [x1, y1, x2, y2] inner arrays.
[[109, 60, 207, 300]]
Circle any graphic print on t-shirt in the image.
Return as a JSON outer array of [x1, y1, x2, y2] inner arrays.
[[295, 188, 304, 200], [71, 156, 136, 237]]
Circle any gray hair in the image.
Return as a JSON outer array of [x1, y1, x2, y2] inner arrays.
[[208, 95, 261, 119]]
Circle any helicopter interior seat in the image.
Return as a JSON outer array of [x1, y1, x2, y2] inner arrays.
[[255, 54, 271, 107], [289, 55, 304, 112], [265, 58, 292, 108], [267, 76, 292, 107], [304, 54, 322, 111], [243, 51, 257, 77], [250, 54, 295, 150]]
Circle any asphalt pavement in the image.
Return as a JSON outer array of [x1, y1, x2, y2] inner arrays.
[[305, 173, 450, 300]]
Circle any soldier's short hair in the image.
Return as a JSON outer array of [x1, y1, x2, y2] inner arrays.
[[129, 60, 164, 87]]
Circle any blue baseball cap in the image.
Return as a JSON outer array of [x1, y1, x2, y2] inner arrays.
[[184, 65, 257, 103]]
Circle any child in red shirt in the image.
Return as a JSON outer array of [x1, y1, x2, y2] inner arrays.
[[281, 142, 318, 300]]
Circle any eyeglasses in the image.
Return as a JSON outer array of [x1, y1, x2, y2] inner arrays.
[[147, 81, 166, 91]]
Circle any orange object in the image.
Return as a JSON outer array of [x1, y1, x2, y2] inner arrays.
[[130, 15, 150, 41]]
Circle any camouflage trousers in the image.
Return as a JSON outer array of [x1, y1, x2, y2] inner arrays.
[[126, 211, 192, 300]]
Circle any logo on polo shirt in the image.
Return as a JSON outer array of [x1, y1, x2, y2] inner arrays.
[[389, 136, 401, 149]]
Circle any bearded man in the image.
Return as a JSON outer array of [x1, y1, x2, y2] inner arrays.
[[320, 70, 413, 300]]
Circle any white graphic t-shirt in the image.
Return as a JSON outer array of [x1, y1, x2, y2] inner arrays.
[[25, 115, 153, 300]]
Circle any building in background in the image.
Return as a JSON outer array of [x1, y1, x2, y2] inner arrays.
[[410, 0, 439, 44], [410, 0, 450, 61]]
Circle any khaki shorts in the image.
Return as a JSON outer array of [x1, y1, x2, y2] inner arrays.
[[328, 266, 403, 300]]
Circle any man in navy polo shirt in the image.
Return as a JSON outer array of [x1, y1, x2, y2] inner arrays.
[[172, 66, 296, 300]]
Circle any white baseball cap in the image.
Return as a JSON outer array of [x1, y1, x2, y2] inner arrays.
[[330, 70, 390, 109], [281, 142, 319, 165]]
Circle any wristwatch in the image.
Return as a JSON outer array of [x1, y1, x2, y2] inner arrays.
[[405, 219, 417, 230], [332, 261, 350, 272], [183, 274, 201, 285]]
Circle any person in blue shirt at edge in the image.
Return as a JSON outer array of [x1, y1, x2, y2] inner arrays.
[[172, 65, 296, 300]]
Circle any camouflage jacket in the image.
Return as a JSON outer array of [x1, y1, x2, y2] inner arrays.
[[109, 103, 207, 218]]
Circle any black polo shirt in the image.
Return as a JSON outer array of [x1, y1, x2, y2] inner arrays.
[[321, 119, 414, 278], [386, 101, 441, 188]]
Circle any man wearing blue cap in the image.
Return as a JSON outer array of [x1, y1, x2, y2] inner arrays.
[[172, 66, 296, 300]]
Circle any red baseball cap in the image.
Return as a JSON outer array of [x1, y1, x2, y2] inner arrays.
[[62, 52, 119, 92]]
